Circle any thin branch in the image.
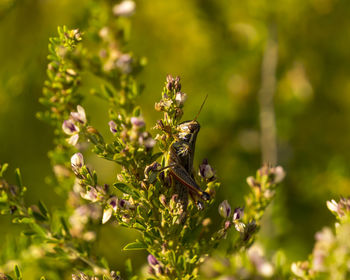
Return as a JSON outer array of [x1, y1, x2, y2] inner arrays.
[[258, 25, 278, 165]]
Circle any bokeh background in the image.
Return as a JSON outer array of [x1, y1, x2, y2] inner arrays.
[[1, 0, 350, 274]]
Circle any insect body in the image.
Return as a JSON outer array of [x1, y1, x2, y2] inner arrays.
[[167, 119, 210, 211]]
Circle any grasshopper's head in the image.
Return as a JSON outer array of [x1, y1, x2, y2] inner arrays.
[[177, 120, 200, 143], [176, 94, 207, 143]]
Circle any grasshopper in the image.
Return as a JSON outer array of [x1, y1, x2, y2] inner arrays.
[[166, 96, 210, 211]]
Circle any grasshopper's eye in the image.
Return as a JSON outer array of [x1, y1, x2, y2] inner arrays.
[[188, 122, 200, 133]]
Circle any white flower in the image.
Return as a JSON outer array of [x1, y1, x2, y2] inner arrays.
[[80, 186, 98, 202], [131, 116, 145, 128], [113, 0, 136, 17], [67, 134, 79, 146], [246, 176, 256, 187], [70, 105, 86, 124], [233, 207, 244, 220], [291, 262, 305, 277], [102, 208, 113, 224], [326, 199, 338, 213], [109, 120, 118, 134], [175, 92, 187, 106], [273, 166, 285, 183], [234, 222, 246, 233], [218, 200, 231, 218], [71, 153, 84, 170], [258, 262, 274, 277], [62, 119, 79, 135]]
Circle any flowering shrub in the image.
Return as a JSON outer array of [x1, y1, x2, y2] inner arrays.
[[0, 1, 349, 280]]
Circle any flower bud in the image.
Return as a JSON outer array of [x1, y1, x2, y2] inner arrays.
[[109, 120, 118, 134], [218, 200, 231, 218], [233, 207, 244, 220], [159, 194, 167, 208], [234, 222, 246, 233], [131, 116, 145, 128], [175, 92, 187, 107], [272, 166, 285, 184], [169, 194, 178, 211], [72, 29, 82, 41], [67, 134, 79, 146], [174, 76, 181, 91], [62, 119, 79, 135], [147, 254, 159, 267], [70, 105, 86, 124], [102, 208, 113, 224], [198, 159, 215, 180], [326, 199, 338, 213], [71, 153, 84, 172], [80, 186, 98, 202], [246, 176, 257, 188], [113, 0, 135, 17], [166, 75, 174, 91], [108, 196, 118, 211], [224, 220, 232, 230]]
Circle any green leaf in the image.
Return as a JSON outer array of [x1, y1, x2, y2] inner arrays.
[[114, 182, 139, 198], [100, 257, 109, 269], [101, 84, 116, 98], [32, 211, 48, 222], [0, 163, 8, 178], [133, 106, 141, 117], [133, 221, 146, 231], [14, 264, 22, 280], [38, 200, 49, 218], [30, 223, 47, 238], [21, 231, 36, 236], [123, 240, 147, 251], [12, 217, 34, 224], [60, 216, 71, 238], [15, 168, 22, 188], [125, 259, 133, 279]]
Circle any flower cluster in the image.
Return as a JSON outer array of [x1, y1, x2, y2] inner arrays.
[[291, 197, 350, 279], [62, 105, 87, 146]]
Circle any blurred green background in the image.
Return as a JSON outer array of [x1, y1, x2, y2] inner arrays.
[[1, 0, 350, 274]]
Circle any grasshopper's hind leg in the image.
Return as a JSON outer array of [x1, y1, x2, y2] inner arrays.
[[170, 164, 210, 202]]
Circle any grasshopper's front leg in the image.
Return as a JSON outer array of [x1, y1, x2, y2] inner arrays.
[[169, 164, 210, 202]]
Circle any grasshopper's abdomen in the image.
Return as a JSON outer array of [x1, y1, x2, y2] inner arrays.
[[167, 135, 210, 211]]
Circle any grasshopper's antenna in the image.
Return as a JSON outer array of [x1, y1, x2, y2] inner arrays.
[[193, 94, 208, 121]]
